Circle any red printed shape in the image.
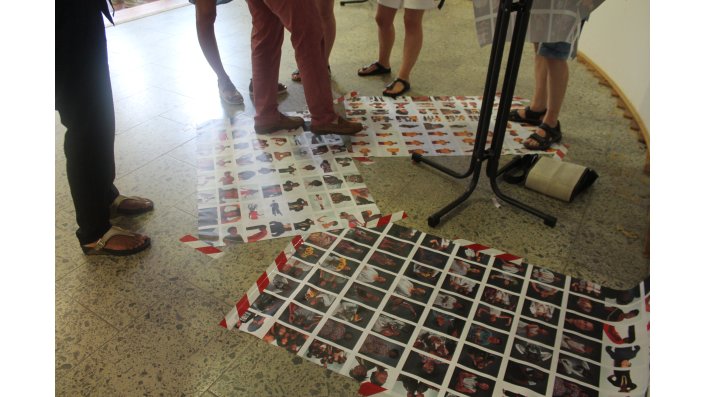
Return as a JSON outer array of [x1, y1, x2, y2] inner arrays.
[[275, 252, 288, 269], [292, 235, 304, 249], [465, 243, 489, 252], [495, 253, 521, 262], [197, 246, 222, 255], [219, 318, 228, 329], [257, 272, 270, 292], [236, 295, 250, 318], [180, 235, 198, 243], [358, 382, 386, 396]]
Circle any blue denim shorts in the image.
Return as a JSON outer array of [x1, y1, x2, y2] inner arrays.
[[537, 42, 573, 60]]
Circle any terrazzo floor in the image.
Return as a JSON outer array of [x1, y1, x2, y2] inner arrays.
[[55, 1, 649, 395]]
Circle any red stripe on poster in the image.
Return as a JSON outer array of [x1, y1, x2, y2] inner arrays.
[[179, 235, 199, 243], [236, 295, 250, 318], [219, 318, 228, 329], [257, 272, 270, 293], [292, 235, 304, 249], [275, 252, 288, 269], [495, 253, 521, 262], [464, 243, 489, 252], [358, 382, 386, 396], [198, 245, 223, 255]]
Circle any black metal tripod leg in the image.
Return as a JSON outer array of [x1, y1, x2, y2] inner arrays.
[[411, 152, 477, 179], [427, 166, 483, 227]]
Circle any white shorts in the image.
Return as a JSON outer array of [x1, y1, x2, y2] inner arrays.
[[378, 0, 436, 10]]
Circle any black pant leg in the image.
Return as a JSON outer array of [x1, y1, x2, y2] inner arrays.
[[56, 1, 116, 245]]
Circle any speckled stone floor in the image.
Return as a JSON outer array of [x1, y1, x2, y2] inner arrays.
[[55, 1, 649, 395]]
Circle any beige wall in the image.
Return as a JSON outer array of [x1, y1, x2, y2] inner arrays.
[[579, 0, 650, 132]]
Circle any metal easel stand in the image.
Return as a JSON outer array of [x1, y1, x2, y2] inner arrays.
[[411, 0, 557, 228]]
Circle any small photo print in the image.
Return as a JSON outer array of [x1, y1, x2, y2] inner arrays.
[[239, 312, 268, 334], [356, 264, 396, 290], [294, 286, 336, 313], [330, 191, 355, 207], [516, 318, 557, 347], [569, 278, 604, 300], [386, 223, 422, 243], [440, 275, 479, 300], [560, 331, 602, 363], [383, 296, 425, 322], [368, 251, 406, 273], [504, 361, 549, 395], [492, 258, 527, 277], [466, 324, 508, 353], [377, 236, 415, 257], [413, 248, 450, 270], [305, 339, 348, 372], [424, 309, 465, 338], [344, 282, 385, 309], [563, 313, 604, 341], [268, 221, 293, 238], [344, 227, 380, 247], [347, 356, 391, 388], [481, 287, 519, 311], [405, 262, 442, 286], [473, 304, 514, 332], [371, 314, 415, 344], [279, 302, 323, 332], [448, 258, 485, 281], [433, 292, 473, 318], [305, 231, 337, 249], [351, 188, 375, 206], [394, 375, 441, 397], [278, 258, 313, 280], [281, 179, 303, 193], [287, 197, 309, 213], [521, 299, 560, 326], [263, 322, 308, 354], [530, 267, 565, 288], [552, 376, 599, 397], [221, 225, 245, 244], [199, 207, 219, 226], [448, 368, 495, 397], [309, 193, 332, 211], [556, 353, 601, 387], [486, 270, 524, 293], [413, 330, 457, 360], [319, 253, 360, 277], [421, 234, 455, 253], [343, 173, 365, 187], [394, 277, 433, 304], [293, 244, 326, 264], [309, 269, 348, 294], [402, 351, 449, 387], [526, 281, 563, 306], [250, 292, 286, 316], [317, 318, 362, 350], [245, 224, 269, 242], [265, 274, 298, 298], [455, 246, 490, 265], [457, 344, 502, 377], [333, 239, 370, 261], [332, 300, 374, 328], [510, 338, 554, 370], [358, 334, 404, 367], [302, 176, 325, 192]]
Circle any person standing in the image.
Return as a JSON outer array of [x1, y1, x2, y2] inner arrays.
[[56, 0, 152, 256], [246, 0, 363, 136]]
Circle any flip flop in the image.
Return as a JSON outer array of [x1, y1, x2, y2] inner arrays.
[[383, 78, 411, 99], [81, 226, 151, 256], [218, 79, 244, 105], [358, 61, 391, 77], [111, 195, 154, 216]]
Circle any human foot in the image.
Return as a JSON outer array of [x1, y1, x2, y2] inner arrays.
[[111, 195, 154, 216], [81, 226, 151, 256], [523, 122, 562, 151]]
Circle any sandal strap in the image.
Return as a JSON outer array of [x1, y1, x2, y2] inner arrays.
[[528, 132, 550, 145], [112, 195, 153, 209], [538, 122, 561, 138], [524, 106, 547, 120], [94, 226, 138, 251]]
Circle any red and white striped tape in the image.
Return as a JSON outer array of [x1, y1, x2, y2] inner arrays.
[[452, 238, 523, 264], [359, 211, 407, 229], [179, 235, 224, 259]]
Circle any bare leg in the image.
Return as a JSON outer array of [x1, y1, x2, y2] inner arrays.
[[385, 8, 424, 95], [524, 54, 569, 148], [358, 4, 396, 75], [517, 43, 546, 119]]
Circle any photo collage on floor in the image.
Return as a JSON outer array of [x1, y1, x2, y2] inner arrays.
[[195, 116, 382, 246], [341, 93, 569, 158], [228, 223, 649, 397]]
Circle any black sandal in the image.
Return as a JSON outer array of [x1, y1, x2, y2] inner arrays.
[[509, 106, 546, 126], [382, 78, 410, 99], [524, 122, 562, 151], [358, 61, 391, 77]]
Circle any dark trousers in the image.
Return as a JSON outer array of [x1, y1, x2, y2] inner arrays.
[[56, 1, 119, 245]]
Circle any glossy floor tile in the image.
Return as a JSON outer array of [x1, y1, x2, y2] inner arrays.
[[55, 1, 649, 395]]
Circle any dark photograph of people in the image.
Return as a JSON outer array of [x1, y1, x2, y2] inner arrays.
[[516, 318, 557, 347], [449, 258, 484, 281], [305, 231, 337, 249], [441, 274, 479, 299], [394, 374, 439, 397], [265, 274, 298, 298], [250, 292, 286, 316], [371, 314, 415, 344], [356, 264, 396, 290], [319, 253, 359, 277], [481, 287, 519, 311], [383, 296, 424, 322], [305, 339, 347, 371], [510, 339, 553, 370], [457, 345, 502, 378], [394, 276, 433, 304], [378, 236, 415, 257], [526, 281, 563, 306], [424, 310, 465, 338], [348, 356, 390, 388], [344, 282, 385, 309], [413, 247, 450, 270], [294, 286, 336, 313], [402, 351, 449, 386], [405, 262, 442, 286], [279, 302, 322, 332], [466, 324, 508, 354], [530, 267, 564, 288], [262, 322, 309, 354], [358, 334, 404, 367], [344, 227, 381, 247], [293, 243, 325, 264], [486, 270, 523, 294], [421, 234, 454, 253], [560, 332, 602, 362], [450, 368, 494, 396], [432, 292, 472, 318], [277, 259, 313, 280], [455, 246, 490, 265], [504, 361, 549, 395], [492, 258, 527, 277], [473, 304, 514, 332], [569, 279, 604, 299], [563, 313, 604, 340], [521, 299, 560, 325], [386, 223, 421, 242], [367, 251, 406, 273], [332, 300, 374, 328], [552, 376, 599, 397], [557, 353, 601, 387], [413, 331, 457, 360], [333, 239, 370, 261], [316, 318, 362, 350]]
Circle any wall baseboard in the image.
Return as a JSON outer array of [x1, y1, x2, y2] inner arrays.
[[576, 52, 650, 175]]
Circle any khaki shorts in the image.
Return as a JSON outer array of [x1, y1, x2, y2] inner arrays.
[[378, 0, 436, 10]]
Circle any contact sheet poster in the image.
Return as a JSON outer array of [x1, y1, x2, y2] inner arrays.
[[227, 223, 649, 397], [196, 116, 381, 246], [342, 94, 569, 158]]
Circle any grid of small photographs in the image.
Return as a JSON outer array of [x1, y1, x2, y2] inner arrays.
[[232, 224, 650, 397], [342, 94, 569, 158], [195, 116, 382, 246]]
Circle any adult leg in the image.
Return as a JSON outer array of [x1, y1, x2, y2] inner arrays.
[[358, 4, 397, 74], [265, 0, 337, 126], [56, 2, 148, 251], [247, 0, 286, 125], [315, 0, 336, 64], [524, 54, 568, 149], [384, 7, 425, 95]]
